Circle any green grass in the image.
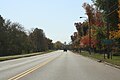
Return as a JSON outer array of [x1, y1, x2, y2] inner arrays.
[[0, 50, 55, 61], [105, 56, 120, 66], [79, 51, 120, 66]]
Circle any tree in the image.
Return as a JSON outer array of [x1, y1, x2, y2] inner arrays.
[[54, 41, 63, 50], [7, 22, 29, 55], [92, 0, 120, 58], [80, 35, 97, 48], [0, 15, 53, 56], [46, 38, 54, 50], [29, 28, 47, 52], [92, 0, 119, 30], [0, 15, 7, 55], [0, 17, 30, 56]]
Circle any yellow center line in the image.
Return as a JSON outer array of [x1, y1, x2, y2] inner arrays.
[[8, 54, 62, 80]]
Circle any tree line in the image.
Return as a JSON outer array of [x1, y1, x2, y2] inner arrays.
[[71, 0, 120, 58], [0, 15, 54, 56]]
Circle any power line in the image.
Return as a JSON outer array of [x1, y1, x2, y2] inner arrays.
[[109, 2, 118, 10], [107, 7, 119, 16]]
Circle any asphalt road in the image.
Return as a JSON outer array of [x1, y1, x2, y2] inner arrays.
[[0, 50, 120, 80]]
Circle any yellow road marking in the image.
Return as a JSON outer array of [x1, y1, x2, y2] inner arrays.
[[8, 55, 60, 80]]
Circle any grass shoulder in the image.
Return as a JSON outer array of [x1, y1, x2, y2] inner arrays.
[[75, 51, 120, 67], [0, 50, 55, 61]]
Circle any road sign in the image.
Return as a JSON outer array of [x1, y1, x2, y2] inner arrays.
[[102, 39, 113, 45]]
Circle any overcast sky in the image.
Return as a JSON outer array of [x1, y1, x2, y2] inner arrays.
[[0, 0, 92, 43]]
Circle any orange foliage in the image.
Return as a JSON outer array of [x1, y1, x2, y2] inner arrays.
[[83, 3, 104, 27], [110, 30, 120, 39], [110, 1, 120, 39], [80, 35, 98, 48]]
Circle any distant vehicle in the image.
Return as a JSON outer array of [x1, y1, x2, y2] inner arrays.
[[63, 49, 67, 52]]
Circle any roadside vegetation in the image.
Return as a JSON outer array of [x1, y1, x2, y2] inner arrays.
[[78, 51, 120, 66], [0, 15, 65, 57], [70, 0, 120, 67], [0, 15, 54, 56]]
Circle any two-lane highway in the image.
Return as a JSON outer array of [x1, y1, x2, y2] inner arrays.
[[0, 50, 120, 80]]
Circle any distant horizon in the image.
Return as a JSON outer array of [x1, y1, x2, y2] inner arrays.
[[0, 0, 92, 43]]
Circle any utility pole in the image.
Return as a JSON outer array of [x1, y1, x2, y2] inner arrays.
[[88, 17, 91, 55], [80, 16, 91, 55], [106, 0, 110, 59]]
